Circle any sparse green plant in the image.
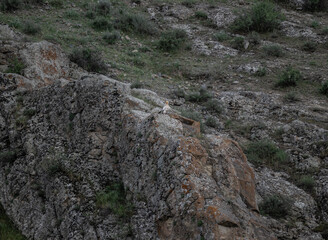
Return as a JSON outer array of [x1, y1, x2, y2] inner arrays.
[[173, 88, 185, 98], [103, 31, 120, 44], [158, 29, 188, 52], [186, 88, 212, 103], [0, 205, 26, 240], [69, 48, 107, 73], [302, 41, 317, 52], [92, 17, 112, 31], [49, 0, 63, 8], [85, 10, 96, 19], [0, 151, 17, 164], [195, 11, 208, 19], [231, 36, 245, 50], [276, 66, 302, 88], [247, 31, 261, 45], [0, 0, 22, 11], [64, 10, 80, 20], [283, 92, 299, 102], [255, 67, 267, 77], [310, 20, 320, 29], [197, 220, 203, 227], [245, 140, 289, 167], [298, 175, 315, 192], [320, 81, 328, 97], [22, 21, 41, 35], [114, 13, 157, 35], [182, 0, 197, 8], [23, 109, 36, 118], [313, 222, 328, 239], [321, 27, 328, 35], [131, 81, 143, 89], [213, 31, 231, 42], [96, 182, 134, 219], [5, 58, 25, 74], [205, 116, 218, 128], [205, 99, 222, 113], [263, 44, 284, 57], [96, 0, 111, 16], [231, 1, 284, 33], [259, 194, 291, 218]]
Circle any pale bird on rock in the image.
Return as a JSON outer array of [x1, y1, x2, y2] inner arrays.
[[162, 101, 171, 114]]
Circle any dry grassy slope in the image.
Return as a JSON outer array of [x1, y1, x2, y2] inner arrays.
[[0, 0, 328, 239]]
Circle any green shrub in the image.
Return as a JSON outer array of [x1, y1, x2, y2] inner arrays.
[[96, 182, 134, 218], [96, 0, 111, 16], [0, 205, 25, 240], [310, 20, 320, 29], [64, 10, 80, 20], [0, 151, 17, 164], [92, 17, 112, 31], [158, 29, 188, 52], [205, 117, 218, 128], [255, 67, 267, 77], [69, 48, 107, 73], [247, 31, 261, 45], [298, 175, 315, 192], [22, 21, 41, 35], [103, 31, 120, 44], [182, 0, 197, 8], [195, 11, 208, 19], [213, 31, 231, 42], [5, 58, 25, 74], [85, 10, 96, 19], [302, 41, 317, 52], [0, 0, 22, 11], [231, 36, 245, 50], [23, 109, 36, 118], [130, 81, 143, 89], [231, 1, 284, 33], [321, 27, 328, 35], [259, 194, 291, 218], [49, 0, 63, 8], [186, 88, 212, 103], [320, 81, 328, 97], [173, 88, 185, 98], [283, 92, 299, 102], [276, 66, 302, 88], [245, 140, 288, 167], [314, 222, 328, 239], [263, 44, 284, 57], [114, 13, 157, 35], [205, 99, 222, 113]]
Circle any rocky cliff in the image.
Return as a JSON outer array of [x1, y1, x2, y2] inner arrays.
[[0, 19, 327, 240]]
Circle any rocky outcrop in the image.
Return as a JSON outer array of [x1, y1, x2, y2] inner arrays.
[[0, 37, 280, 239]]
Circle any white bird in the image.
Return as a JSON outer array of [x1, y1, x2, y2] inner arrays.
[[162, 101, 171, 114]]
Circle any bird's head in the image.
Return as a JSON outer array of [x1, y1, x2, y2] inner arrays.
[[165, 101, 169, 105]]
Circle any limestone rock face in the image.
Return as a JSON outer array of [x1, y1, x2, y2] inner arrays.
[[0, 38, 278, 240]]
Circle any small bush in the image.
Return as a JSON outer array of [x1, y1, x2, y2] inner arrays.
[[96, 182, 134, 219], [255, 68, 267, 77], [213, 31, 231, 42], [302, 41, 317, 52], [92, 17, 112, 31], [49, 0, 63, 8], [321, 27, 328, 35], [247, 31, 261, 45], [114, 13, 157, 35], [23, 109, 36, 118], [283, 92, 299, 102], [263, 44, 284, 57], [205, 99, 222, 113], [231, 1, 284, 33], [186, 88, 212, 103], [64, 10, 80, 20], [0, 0, 22, 11], [85, 10, 96, 19], [173, 88, 185, 98], [0, 151, 17, 164], [259, 194, 291, 218], [22, 21, 41, 35], [195, 11, 208, 19], [276, 66, 302, 88], [70, 48, 107, 73], [205, 117, 218, 128], [310, 20, 320, 29], [245, 140, 288, 167], [298, 175, 315, 192], [231, 36, 245, 50], [0, 205, 25, 240], [314, 222, 328, 239], [103, 31, 120, 44], [96, 0, 111, 16], [5, 58, 25, 74], [182, 0, 197, 8], [320, 81, 328, 97], [130, 81, 143, 89], [158, 29, 188, 52]]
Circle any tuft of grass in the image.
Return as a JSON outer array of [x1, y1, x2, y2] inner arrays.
[[205, 117, 218, 128], [92, 17, 112, 31], [310, 20, 320, 29], [0, 205, 25, 240], [96, 182, 134, 219], [195, 11, 208, 20], [298, 175, 315, 192], [244, 140, 288, 168], [231, 1, 284, 33], [313, 222, 328, 239], [158, 29, 188, 52], [0, 0, 22, 11], [255, 67, 267, 77], [114, 13, 157, 35], [263, 44, 284, 57], [69, 48, 107, 73], [283, 92, 299, 102], [213, 31, 231, 42], [275, 66, 302, 88], [205, 99, 222, 113], [103, 31, 120, 44], [96, 0, 111, 16], [186, 88, 212, 103], [302, 41, 317, 52], [49, 0, 63, 8], [319, 81, 328, 97], [231, 36, 245, 50], [22, 21, 41, 35], [5, 58, 25, 75], [130, 81, 143, 89], [259, 194, 291, 219], [64, 10, 80, 20]]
